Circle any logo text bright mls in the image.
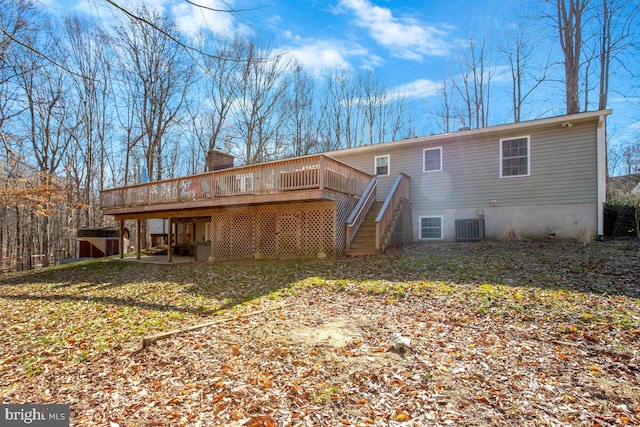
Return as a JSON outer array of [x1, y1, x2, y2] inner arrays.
[[1, 405, 68, 426]]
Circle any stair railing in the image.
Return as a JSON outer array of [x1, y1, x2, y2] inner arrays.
[[375, 173, 410, 251], [345, 177, 377, 250]]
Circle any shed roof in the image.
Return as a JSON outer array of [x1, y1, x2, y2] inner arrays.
[[77, 227, 120, 238]]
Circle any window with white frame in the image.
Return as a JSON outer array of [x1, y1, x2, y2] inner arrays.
[[419, 216, 443, 239], [235, 172, 254, 192], [423, 147, 442, 172], [374, 155, 390, 176], [500, 136, 530, 177]]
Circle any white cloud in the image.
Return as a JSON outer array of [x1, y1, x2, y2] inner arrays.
[[59, 0, 245, 38], [336, 0, 451, 60], [73, 0, 167, 18], [390, 79, 440, 99], [285, 40, 353, 76], [280, 25, 395, 78], [172, 0, 249, 39]]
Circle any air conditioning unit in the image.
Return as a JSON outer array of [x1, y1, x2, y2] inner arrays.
[[455, 218, 485, 241]]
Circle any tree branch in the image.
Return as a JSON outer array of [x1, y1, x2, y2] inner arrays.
[[183, 0, 261, 14], [104, 0, 249, 62], [0, 26, 96, 81]]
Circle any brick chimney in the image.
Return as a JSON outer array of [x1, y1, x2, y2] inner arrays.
[[206, 149, 234, 172]]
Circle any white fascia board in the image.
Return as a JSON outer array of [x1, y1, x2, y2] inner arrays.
[[325, 110, 613, 157]]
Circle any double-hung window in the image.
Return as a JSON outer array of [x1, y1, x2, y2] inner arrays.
[[374, 155, 390, 176], [235, 173, 254, 192], [419, 216, 443, 240], [500, 136, 530, 177], [423, 147, 442, 172]]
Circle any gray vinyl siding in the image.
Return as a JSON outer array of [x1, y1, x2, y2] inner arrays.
[[330, 121, 598, 211]]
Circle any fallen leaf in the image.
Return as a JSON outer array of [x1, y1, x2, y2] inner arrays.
[[395, 412, 411, 421], [245, 416, 276, 427], [589, 365, 602, 375]]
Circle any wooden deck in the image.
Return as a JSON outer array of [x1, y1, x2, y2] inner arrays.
[[101, 155, 373, 219]]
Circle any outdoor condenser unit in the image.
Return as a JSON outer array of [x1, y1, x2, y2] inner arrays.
[[455, 218, 485, 241]]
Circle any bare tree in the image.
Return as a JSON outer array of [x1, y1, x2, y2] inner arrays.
[[231, 39, 292, 165], [64, 17, 112, 227], [549, 0, 589, 115], [201, 37, 247, 155], [0, 0, 39, 134], [1, 0, 43, 269], [115, 6, 194, 181], [286, 62, 320, 156], [500, 22, 550, 122], [14, 20, 78, 267], [433, 76, 454, 133], [358, 71, 384, 145], [113, 69, 142, 186], [320, 69, 371, 150], [385, 91, 410, 142], [621, 144, 640, 175], [596, 0, 639, 110], [452, 35, 494, 129], [187, 35, 248, 171]]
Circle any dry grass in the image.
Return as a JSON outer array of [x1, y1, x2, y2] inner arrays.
[[1, 239, 638, 426]]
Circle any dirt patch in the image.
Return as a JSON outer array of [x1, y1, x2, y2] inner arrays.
[[288, 317, 362, 348]]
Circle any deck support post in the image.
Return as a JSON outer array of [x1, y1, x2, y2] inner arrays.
[[119, 220, 124, 259], [167, 217, 173, 263], [136, 219, 141, 260], [191, 221, 196, 258]]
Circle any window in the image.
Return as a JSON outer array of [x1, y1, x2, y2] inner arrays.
[[235, 173, 254, 192], [419, 216, 443, 240], [374, 155, 390, 176], [423, 147, 442, 172], [500, 136, 530, 177]]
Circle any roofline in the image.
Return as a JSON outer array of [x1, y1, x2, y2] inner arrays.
[[325, 110, 612, 156]]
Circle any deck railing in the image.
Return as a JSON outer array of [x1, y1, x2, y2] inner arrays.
[[101, 155, 373, 210], [345, 178, 377, 250], [375, 173, 411, 251]]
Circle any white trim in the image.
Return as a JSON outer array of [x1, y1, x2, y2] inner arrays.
[[419, 215, 444, 240], [423, 147, 443, 172], [374, 154, 390, 176], [596, 114, 607, 237], [499, 135, 530, 178]]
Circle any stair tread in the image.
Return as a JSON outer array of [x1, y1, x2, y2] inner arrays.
[[349, 202, 382, 249], [346, 201, 392, 256]]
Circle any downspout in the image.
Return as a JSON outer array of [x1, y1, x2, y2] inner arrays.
[[596, 113, 607, 239]]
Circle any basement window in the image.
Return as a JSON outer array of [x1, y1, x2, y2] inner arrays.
[[419, 216, 443, 240]]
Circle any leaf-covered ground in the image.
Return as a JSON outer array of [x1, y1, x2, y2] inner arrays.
[[1, 239, 639, 426]]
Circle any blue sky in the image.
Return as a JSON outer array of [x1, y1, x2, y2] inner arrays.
[[45, 0, 638, 168]]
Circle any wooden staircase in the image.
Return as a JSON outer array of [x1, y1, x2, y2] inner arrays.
[[344, 201, 384, 256]]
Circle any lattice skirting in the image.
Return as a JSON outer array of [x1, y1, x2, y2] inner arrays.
[[208, 196, 357, 260], [388, 201, 413, 248]]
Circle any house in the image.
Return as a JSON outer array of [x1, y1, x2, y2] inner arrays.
[[100, 110, 610, 261], [329, 110, 610, 243]]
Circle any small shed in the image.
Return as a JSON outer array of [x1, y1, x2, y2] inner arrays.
[[77, 227, 120, 258]]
